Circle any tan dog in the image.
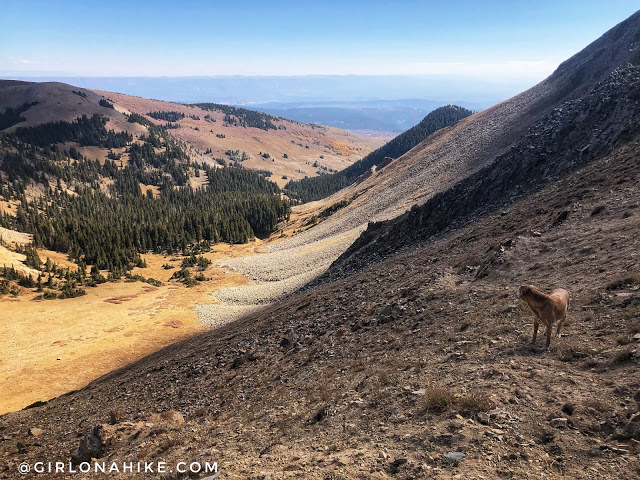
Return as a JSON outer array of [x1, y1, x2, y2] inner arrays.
[[517, 284, 570, 350]]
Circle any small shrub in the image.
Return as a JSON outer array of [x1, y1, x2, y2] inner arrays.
[[170, 268, 191, 281], [196, 256, 212, 270], [606, 275, 639, 291], [58, 285, 86, 299], [134, 256, 147, 268], [421, 384, 455, 413], [43, 290, 58, 300], [23, 246, 42, 269], [181, 255, 197, 268], [183, 277, 199, 287], [457, 390, 494, 414], [609, 346, 635, 365]]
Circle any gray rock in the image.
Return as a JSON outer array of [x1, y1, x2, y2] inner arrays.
[[479, 408, 510, 424], [550, 417, 569, 429], [623, 413, 640, 440], [445, 452, 466, 460], [71, 426, 105, 465]]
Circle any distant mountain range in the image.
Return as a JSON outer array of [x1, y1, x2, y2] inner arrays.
[[243, 99, 483, 133]]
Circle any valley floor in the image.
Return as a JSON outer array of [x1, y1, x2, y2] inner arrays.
[[0, 245, 256, 415]]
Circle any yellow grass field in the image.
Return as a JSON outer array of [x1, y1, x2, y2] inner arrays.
[[0, 245, 260, 414]]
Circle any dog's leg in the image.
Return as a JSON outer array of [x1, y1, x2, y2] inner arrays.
[[544, 323, 552, 351], [531, 317, 539, 344], [556, 313, 566, 338]]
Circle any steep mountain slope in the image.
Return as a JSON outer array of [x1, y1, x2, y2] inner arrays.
[[323, 8, 640, 226], [0, 121, 638, 480], [331, 64, 640, 278], [206, 10, 640, 305], [92, 90, 384, 186]]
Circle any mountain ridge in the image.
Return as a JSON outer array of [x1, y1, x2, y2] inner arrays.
[[0, 80, 383, 187]]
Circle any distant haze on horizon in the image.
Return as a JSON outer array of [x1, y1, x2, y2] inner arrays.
[[4, 75, 531, 107], [1, 1, 639, 105]]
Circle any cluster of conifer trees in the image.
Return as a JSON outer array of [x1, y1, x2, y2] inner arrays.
[[189, 103, 282, 130], [0, 102, 38, 130], [14, 114, 132, 148], [284, 105, 473, 203], [3, 181, 288, 274], [0, 115, 290, 276], [146, 111, 185, 122], [99, 99, 114, 109]]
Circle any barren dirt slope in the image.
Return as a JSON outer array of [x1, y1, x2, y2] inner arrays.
[[0, 125, 638, 480], [0, 81, 145, 138]]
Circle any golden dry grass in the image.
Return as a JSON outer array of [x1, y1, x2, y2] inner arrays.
[[0, 247, 253, 414], [95, 90, 385, 187]]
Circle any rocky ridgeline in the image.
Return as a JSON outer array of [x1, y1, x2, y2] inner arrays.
[[329, 65, 640, 279]]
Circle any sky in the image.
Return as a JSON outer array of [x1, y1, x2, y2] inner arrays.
[[1, 1, 639, 83]]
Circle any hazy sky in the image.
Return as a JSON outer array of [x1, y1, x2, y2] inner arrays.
[[1, 0, 638, 81]]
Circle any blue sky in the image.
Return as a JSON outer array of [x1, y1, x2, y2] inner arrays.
[[1, 0, 638, 81]]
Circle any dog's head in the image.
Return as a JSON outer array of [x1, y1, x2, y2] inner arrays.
[[517, 284, 531, 299]]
